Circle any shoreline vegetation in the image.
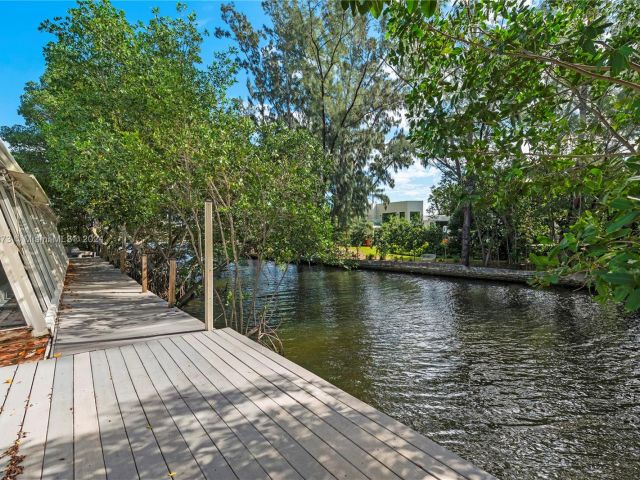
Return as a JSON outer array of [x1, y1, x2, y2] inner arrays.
[[0, 1, 637, 477], [0, 0, 638, 349], [351, 258, 585, 288]]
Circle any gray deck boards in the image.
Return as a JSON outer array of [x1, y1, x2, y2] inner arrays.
[[0, 330, 496, 480], [0, 257, 497, 479], [20, 359, 55, 480], [52, 258, 204, 356], [0, 362, 36, 474]]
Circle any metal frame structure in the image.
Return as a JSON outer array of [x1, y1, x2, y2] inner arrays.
[[0, 139, 67, 336]]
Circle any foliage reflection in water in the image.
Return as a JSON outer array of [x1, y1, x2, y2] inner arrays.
[[184, 260, 640, 479]]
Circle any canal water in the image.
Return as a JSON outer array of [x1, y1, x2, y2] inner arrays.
[[184, 261, 640, 479]]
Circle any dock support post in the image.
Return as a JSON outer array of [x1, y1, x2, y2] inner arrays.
[[204, 200, 214, 331], [141, 254, 148, 293], [168, 258, 176, 307], [120, 250, 126, 273]]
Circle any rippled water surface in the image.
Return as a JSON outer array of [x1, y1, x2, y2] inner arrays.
[[185, 261, 640, 479]]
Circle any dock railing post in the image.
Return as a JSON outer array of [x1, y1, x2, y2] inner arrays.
[[168, 258, 177, 307], [141, 254, 148, 293], [120, 250, 126, 273], [204, 200, 214, 331]]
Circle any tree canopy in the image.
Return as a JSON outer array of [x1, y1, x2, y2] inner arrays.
[[3, 0, 640, 313], [9, 0, 333, 340], [217, 0, 414, 228], [346, 0, 640, 310]]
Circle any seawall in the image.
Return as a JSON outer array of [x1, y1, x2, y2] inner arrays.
[[353, 260, 585, 288]]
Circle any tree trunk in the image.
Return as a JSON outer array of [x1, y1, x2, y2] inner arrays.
[[484, 246, 492, 266], [460, 201, 472, 267], [549, 216, 558, 243], [477, 225, 486, 266]]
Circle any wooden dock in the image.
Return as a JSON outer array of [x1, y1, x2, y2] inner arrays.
[[1, 258, 496, 479], [52, 258, 204, 356]]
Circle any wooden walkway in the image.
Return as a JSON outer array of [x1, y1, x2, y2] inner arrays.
[[0, 258, 497, 480], [53, 258, 204, 355]]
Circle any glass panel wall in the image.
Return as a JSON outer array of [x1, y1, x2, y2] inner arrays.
[[0, 262, 26, 329], [0, 181, 67, 325]]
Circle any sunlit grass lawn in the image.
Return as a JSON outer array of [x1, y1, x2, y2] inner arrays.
[[347, 246, 418, 261], [346, 246, 530, 269]]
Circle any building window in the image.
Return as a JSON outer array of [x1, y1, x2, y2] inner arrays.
[[397, 212, 405, 220], [382, 213, 394, 223], [410, 211, 421, 222]]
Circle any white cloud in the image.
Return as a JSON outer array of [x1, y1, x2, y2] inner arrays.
[[196, 17, 214, 28], [384, 161, 441, 202], [389, 107, 409, 133]]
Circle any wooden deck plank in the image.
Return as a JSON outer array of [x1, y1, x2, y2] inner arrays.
[[132, 342, 237, 480], [90, 349, 139, 480], [146, 339, 268, 480], [0, 362, 36, 474], [215, 331, 448, 480], [120, 345, 210, 478], [118, 344, 206, 480], [214, 334, 421, 452], [220, 329, 496, 480], [192, 332, 396, 480], [0, 364, 18, 412], [20, 359, 56, 480], [180, 334, 338, 480], [42, 356, 74, 480], [104, 347, 171, 479], [134, 343, 237, 479], [205, 331, 436, 480], [162, 336, 306, 480], [73, 352, 107, 480], [53, 258, 203, 356]]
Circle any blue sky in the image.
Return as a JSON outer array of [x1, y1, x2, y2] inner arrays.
[[0, 0, 439, 204]]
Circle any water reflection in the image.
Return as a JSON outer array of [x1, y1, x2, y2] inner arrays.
[[184, 261, 640, 479]]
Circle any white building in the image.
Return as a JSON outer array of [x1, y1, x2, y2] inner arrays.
[[367, 201, 451, 229], [424, 214, 451, 228], [367, 200, 425, 226]]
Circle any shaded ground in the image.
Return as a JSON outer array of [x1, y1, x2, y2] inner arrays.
[[0, 298, 26, 330], [0, 328, 49, 367]]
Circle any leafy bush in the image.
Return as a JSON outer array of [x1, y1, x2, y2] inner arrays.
[[374, 217, 430, 259], [349, 219, 374, 247]]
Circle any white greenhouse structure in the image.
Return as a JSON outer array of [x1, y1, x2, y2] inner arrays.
[[0, 138, 66, 336]]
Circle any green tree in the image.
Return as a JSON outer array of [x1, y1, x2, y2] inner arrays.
[[217, 0, 413, 228], [0, 124, 94, 239], [0, 125, 48, 187], [12, 0, 333, 343], [349, 0, 640, 309], [374, 216, 429, 259], [349, 218, 373, 247]]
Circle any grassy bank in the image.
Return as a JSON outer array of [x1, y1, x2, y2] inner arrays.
[[347, 246, 425, 262]]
